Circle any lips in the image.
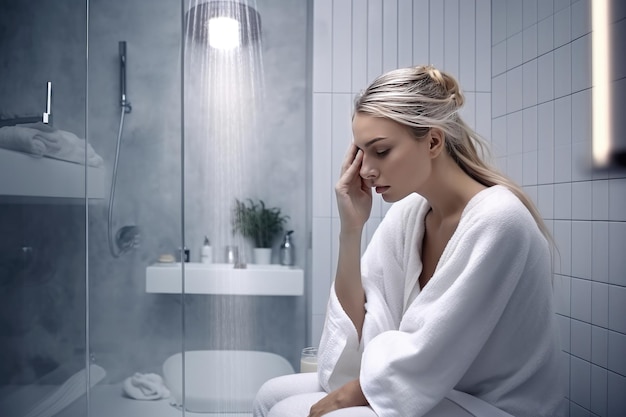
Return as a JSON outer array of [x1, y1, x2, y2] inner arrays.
[[375, 186, 390, 194]]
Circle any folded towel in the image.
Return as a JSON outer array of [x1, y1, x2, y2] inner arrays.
[[122, 372, 170, 400], [0, 124, 103, 167]]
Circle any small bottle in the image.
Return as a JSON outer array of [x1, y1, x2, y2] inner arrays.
[[201, 236, 213, 264], [279, 230, 295, 266]]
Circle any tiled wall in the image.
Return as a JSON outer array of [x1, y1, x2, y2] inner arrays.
[[492, 0, 626, 415], [310, 0, 492, 345]]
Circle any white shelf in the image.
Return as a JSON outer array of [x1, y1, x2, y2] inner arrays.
[[0, 148, 106, 199], [146, 263, 304, 296]]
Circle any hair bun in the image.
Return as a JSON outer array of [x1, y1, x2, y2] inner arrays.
[[423, 65, 464, 108]]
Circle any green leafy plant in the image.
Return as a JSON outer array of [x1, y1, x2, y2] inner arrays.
[[231, 198, 289, 248]]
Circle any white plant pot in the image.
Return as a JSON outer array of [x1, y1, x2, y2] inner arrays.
[[253, 247, 272, 264]]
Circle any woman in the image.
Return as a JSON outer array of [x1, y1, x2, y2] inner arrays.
[[253, 65, 564, 417]]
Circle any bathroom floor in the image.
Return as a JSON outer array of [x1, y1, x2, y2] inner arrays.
[[0, 384, 252, 417]]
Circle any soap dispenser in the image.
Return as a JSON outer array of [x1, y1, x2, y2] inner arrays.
[[279, 230, 295, 266], [201, 236, 213, 264]]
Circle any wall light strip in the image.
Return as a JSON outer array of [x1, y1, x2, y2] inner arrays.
[[592, 0, 611, 167]]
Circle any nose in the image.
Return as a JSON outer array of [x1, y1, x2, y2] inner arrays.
[[359, 158, 378, 180]]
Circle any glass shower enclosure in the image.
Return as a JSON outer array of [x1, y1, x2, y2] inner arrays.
[[0, 0, 310, 415]]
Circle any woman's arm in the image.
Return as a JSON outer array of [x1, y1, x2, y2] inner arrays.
[[334, 144, 372, 339]]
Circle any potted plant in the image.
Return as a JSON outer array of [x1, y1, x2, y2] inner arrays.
[[231, 198, 289, 264]]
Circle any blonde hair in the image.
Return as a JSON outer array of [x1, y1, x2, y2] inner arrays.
[[355, 65, 554, 249]]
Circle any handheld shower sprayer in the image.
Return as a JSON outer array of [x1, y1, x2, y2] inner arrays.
[[119, 41, 131, 113]]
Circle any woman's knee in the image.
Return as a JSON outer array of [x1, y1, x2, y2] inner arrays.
[[253, 373, 322, 417]]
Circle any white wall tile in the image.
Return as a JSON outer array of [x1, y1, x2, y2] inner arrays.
[[522, 0, 538, 29], [492, 74, 507, 118], [591, 282, 609, 327], [592, 325, 609, 369], [554, 0, 570, 13], [571, 0, 591, 39], [608, 285, 626, 335], [508, 153, 524, 184], [571, 35, 591, 94], [558, 314, 571, 351], [492, 0, 507, 45], [571, 181, 592, 220], [506, 32, 523, 70], [429, 0, 445, 69], [475, 0, 491, 91], [522, 24, 538, 62], [461, 92, 476, 129], [554, 220, 572, 275], [592, 180, 609, 221], [538, 184, 554, 218], [330, 94, 355, 218], [522, 60, 538, 107], [592, 221, 609, 283], [554, 182, 572, 219], [351, 1, 368, 93], [475, 93, 491, 139], [608, 331, 626, 376], [554, 6, 571, 48], [571, 221, 592, 279], [570, 356, 591, 410], [507, 0, 523, 36], [367, 0, 383, 83], [459, 0, 476, 90], [412, 0, 430, 64], [554, 44, 572, 98], [491, 115, 507, 156], [397, 0, 413, 69], [571, 89, 591, 144], [538, 0, 554, 21], [571, 140, 593, 182], [313, 0, 333, 92], [506, 66, 523, 113], [608, 221, 626, 287], [538, 15, 554, 55], [554, 95, 572, 147], [382, 0, 398, 73], [507, 110, 523, 154], [590, 364, 608, 417], [554, 144, 572, 183], [608, 178, 626, 222], [523, 151, 538, 185], [492, 41, 507, 76], [571, 319, 592, 360], [537, 52, 554, 103], [571, 276, 592, 321], [332, 0, 352, 93], [443, 0, 460, 78], [608, 371, 626, 416], [538, 145, 555, 184], [312, 93, 333, 217], [312, 216, 333, 315], [522, 106, 538, 152]]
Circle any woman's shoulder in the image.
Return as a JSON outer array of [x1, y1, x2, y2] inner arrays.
[[465, 185, 539, 234]]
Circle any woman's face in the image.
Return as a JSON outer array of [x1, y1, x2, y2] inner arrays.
[[352, 112, 433, 202]]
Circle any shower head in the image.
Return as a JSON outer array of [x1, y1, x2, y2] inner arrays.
[[185, 1, 261, 49]]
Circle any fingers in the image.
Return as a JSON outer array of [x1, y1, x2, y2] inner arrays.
[[340, 143, 359, 175]]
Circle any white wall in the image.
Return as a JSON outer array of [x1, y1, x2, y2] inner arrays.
[[493, 0, 626, 415], [310, 0, 492, 346]]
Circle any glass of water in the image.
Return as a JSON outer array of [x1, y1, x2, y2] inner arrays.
[[300, 347, 318, 373]]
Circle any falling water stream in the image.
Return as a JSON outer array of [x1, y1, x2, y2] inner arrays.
[[182, 0, 266, 413]]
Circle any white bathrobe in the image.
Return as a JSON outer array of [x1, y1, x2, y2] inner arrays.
[[318, 186, 564, 417]]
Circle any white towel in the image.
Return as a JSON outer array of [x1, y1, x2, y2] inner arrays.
[[122, 372, 171, 400], [318, 186, 564, 417], [0, 123, 103, 167]]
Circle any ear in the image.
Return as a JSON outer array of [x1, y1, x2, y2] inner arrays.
[[428, 128, 446, 159]]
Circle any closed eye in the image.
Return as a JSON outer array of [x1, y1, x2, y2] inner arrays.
[[376, 149, 390, 157]]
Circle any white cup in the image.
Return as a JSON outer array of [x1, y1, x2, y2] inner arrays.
[[300, 347, 318, 373]]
